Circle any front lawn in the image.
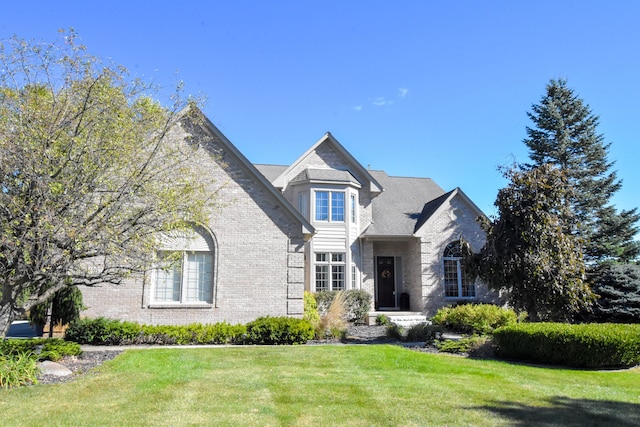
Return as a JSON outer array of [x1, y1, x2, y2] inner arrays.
[[1, 345, 638, 426]]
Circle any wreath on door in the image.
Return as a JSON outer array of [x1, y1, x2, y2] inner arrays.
[[380, 268, 392, 279]]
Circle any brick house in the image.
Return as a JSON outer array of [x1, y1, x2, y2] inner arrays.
[[81, 108, 498, 325]]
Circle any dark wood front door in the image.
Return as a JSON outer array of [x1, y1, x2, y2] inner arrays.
[[377, 257, 396, 308]]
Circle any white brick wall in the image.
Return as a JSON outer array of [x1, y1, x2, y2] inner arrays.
[[81, 118, 306, 325]]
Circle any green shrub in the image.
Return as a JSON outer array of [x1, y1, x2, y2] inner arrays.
[[436, 336, 487, 354], [386, 323, 406, 341], [315, 290, 372, 323], [0, 338, 81, 361], [65, 317, 142, 345], [0, 352, 39, 389], [432, 304, 517, 334], [303, 291, 321, 331], [140, 323, 246, 345], [245, 316, 314, 345], [376, 314, 391, 326], [406, 323, 442, 342], [493, 322, 640, 368], [588, 263, 640, 323], [66, 317, 246, 345]]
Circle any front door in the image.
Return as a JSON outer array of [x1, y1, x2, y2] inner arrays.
[[377, 257, 396, 308]]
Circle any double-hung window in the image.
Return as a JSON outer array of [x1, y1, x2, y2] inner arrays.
[[315, 191, 345, 222], [315, 252, 346, 291], [443, 241, 475, 298]]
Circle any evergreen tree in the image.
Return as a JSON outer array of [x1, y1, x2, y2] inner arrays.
[[469, 165, 595, 321], [588, 263, 640, 323], [523, 79, 639, 262]]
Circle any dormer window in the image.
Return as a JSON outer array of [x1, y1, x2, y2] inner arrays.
[[315, 190, 345, 222]]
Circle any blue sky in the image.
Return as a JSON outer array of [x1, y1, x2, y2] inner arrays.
[[2, 1, 639, 222]]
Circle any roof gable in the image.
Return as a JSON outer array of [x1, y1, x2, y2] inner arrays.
[[182, 107, 315, 237], [272, 132, 382, 194], [413, 187, 486, 236]]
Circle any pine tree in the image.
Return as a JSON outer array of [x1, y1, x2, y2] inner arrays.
[[523, 79, 639, 262]]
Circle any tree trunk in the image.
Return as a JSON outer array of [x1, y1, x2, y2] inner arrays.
[[0, 303, 17, 338]]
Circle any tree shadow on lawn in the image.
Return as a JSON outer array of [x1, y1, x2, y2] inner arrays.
[[474, 396, 640, 426]]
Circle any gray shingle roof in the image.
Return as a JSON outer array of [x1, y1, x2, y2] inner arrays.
[[255, 164, 451, 237], [364, 170, 446, 236], [254, 164, 287, 182], [291, 168, 362, 186]]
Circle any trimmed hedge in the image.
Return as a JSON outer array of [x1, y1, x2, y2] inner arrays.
[[65, 317, 246, 345], [245, 316, 314, 345], [493, 322, 640, 368], [432, 304, 518, 334]]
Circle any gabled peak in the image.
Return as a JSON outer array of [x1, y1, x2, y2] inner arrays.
[[273, 132, 382, 195]]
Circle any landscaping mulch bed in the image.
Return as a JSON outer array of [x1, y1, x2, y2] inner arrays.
[[37, 350, 122, 386]]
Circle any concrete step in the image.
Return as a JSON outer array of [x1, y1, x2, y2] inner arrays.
[[365, 312, 429, 328]]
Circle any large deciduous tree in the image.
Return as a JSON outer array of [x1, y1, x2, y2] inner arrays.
[[0, 32, 213, 336], [523, 79, 639, 262], [469, 165, 595, 321]]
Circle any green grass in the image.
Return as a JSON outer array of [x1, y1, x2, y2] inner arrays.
[[1, 345, 638, 426]]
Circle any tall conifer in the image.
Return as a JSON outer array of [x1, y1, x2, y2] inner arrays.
[[523, 79, 639, 262]]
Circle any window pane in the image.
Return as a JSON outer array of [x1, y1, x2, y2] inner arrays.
[[350, 194, 357, 223], [316, 265, 329, 292], [155, 264, 180, 302], [332, 265, 345, 291], [460, 264, 475, 297], [351, 265, 357, 288], [184, 253, 213, 302], [331, 192, 345, 221], [315, 191, 329, 221], [298, 193, 308, 218], [444, 259, 459, 297], [331, 253, 345, 262], [316, 253, 327, 262]]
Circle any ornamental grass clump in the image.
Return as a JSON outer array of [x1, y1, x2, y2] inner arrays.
[[318, 291, 348, 339], [0, 352, 39, 389]]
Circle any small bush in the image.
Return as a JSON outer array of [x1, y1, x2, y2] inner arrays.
[[405, 323, 441, 342], [0, 338, 81, 361], [245, 316, 314, 345], [386, 323, 406, 341], [493, 322, 640, 368], [65, 317, 142, 345], [0, 352, 39, 389], [303, 291, 321, 332], [315, 290, 372, 323], [376, 314, 391, 326], [432, 304, 518, 334], [436, 336, 487, 354]]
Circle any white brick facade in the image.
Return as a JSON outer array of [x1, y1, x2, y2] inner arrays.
[[81, 110, 499, 326]]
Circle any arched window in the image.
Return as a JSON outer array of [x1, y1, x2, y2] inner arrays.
[[153, 226, 216, 304], [443, 241, 475, 298]]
